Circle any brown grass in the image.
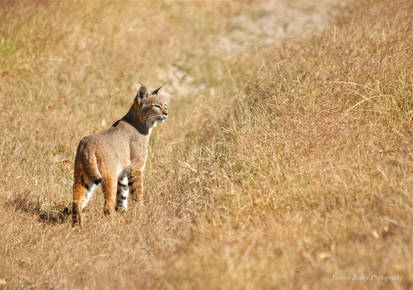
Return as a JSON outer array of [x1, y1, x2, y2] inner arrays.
[[1, 0, 412, 289]]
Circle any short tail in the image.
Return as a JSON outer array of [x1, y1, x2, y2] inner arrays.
[[77, 139, 102, 184], [84, 150, 102, 184]]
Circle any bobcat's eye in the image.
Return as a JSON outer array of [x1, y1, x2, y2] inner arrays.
[[153, 105, 162, 110]]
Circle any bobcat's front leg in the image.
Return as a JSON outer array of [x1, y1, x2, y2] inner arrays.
[[129, 166, 144, 206]]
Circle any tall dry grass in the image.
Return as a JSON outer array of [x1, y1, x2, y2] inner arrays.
[[1, 0, 412, 289]]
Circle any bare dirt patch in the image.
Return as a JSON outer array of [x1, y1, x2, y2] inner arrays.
[[160, 0, 347, 99]]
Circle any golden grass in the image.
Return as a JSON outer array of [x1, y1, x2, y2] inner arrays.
[[1, 0, 412, 289]]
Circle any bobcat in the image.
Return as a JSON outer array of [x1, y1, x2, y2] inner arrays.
[[72, 84, 168, 226]]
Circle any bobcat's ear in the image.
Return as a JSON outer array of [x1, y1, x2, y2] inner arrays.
[[151, 83, 165, 95], [135, 85, 148, 104]]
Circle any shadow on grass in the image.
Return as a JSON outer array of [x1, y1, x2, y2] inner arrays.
[[7, 194, 71, 225]]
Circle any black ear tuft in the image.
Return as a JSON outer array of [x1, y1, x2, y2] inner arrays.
[[151, 83, 165, 95], [136, 85, 148, 102]]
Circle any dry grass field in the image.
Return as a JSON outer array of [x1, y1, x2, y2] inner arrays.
[[1, 0, 413, 289]]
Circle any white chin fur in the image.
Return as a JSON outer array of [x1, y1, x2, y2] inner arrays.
[[146, 120, 157, 128]]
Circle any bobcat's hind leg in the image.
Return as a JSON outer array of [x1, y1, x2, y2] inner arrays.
[[72, 181, 86, 226], [82, 181, 98, 210], [116, 174, 129, 211], [102, 175, 117, 216], [72, 178, 100, 226]]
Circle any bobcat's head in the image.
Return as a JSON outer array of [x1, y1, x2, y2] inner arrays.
[[133, 84, 168, 129]]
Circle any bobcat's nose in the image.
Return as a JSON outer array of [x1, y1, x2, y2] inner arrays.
[[158, 113, 168, 121]]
